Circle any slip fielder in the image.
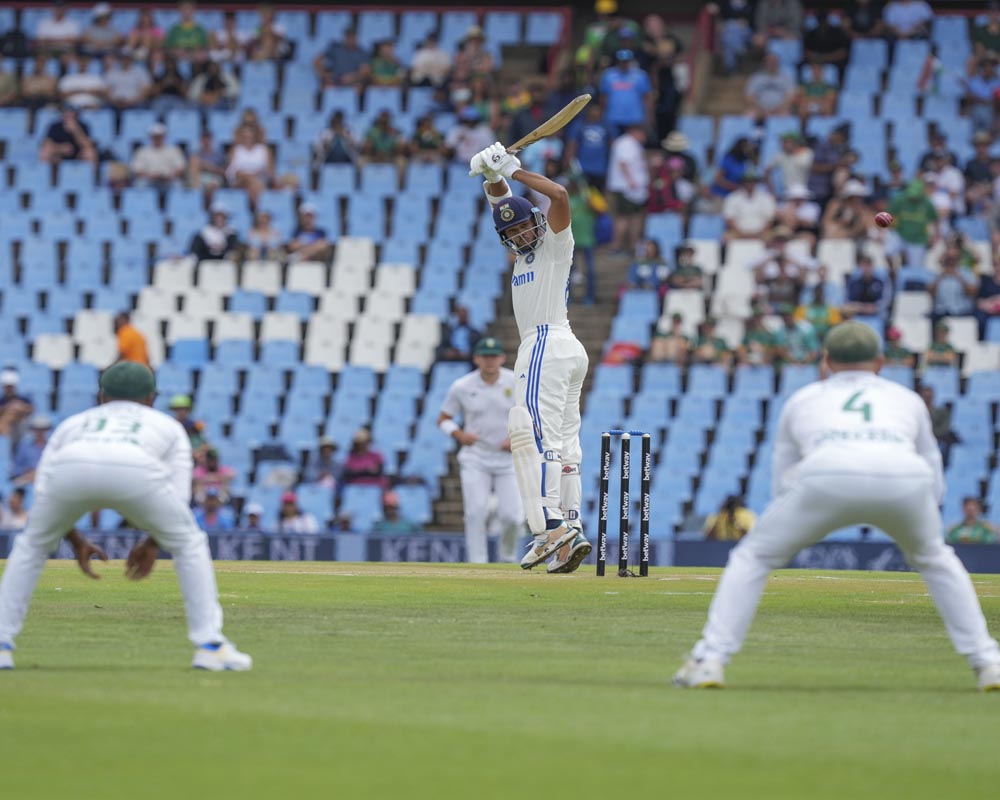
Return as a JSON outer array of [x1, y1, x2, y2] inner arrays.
[[438, 337, 524, 564], [469, 142, 592, 573], [673, 322, 1000, 691], [0, 362, 251, 671]]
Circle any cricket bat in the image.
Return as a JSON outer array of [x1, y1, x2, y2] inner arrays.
[[469, 94, 593, 176]]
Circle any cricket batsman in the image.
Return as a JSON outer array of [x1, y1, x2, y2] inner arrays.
[[0, 362, 252, 671], [469, 142, 591, 573], [438, 337, 524, 564], [673, 322, 1000, 691]]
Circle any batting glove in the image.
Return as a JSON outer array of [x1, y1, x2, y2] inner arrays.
[[496, 152, 522, 180], [469, 146, 503, 182]]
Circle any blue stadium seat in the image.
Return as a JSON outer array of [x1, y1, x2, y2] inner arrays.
[[525, 11, 563, 45], [171, 339, 211, 367], [609, 316, 652, 349], [275, 291, 315, 320], [228, 290, 268, 318], [214, 340, 255, 368], [341, 484, 384, 533], [687, 365, 727, 397]]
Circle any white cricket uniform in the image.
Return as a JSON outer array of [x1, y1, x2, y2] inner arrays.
[[692, 371, 1000, 669], [0, 401, 226, 648], [510, 225, 590, 529], [441, 367, 524, 563]]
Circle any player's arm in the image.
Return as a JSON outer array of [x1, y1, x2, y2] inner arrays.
[[508, 168, 570, 233], [438, 387, 478, 447], [472, 143, 569, 232]]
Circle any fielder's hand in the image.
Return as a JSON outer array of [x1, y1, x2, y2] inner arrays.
[[65, 529, 109, 580], [125, 536, 159, 581]]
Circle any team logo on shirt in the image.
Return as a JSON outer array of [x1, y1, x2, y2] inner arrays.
[[499, 206, 516, 222], [504, 388, 512, 398], [525, 253, 535, 264]]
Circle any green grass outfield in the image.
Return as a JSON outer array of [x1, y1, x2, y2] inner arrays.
[[1, 562, 999, 799]]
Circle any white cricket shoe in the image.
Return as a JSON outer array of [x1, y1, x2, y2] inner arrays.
[[520, 523, 575, 570], [672, 655, 725, 688], [976, 662, 1000, 692], [192, 641, 253, 672], [0, 643, 13, 670], [546, 532, 593, 574]]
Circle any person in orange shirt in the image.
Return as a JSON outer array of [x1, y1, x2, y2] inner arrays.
[[115, 312, 149, 366]]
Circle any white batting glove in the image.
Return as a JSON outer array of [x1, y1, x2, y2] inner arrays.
[[496, 152, 522, 180], [469, 145, 503, 182]]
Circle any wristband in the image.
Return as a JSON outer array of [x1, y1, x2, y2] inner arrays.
[[483, 181, 513, 206], [439, 419, 459, 436]]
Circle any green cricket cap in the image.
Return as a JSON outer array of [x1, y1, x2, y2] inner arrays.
[[474, 337, 504, 356], [168, 393, 192, 409], [100, 361, 157, 400], [824, 321, 882, 364]]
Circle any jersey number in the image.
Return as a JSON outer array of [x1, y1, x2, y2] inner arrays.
[[842, 391, 872, 422]]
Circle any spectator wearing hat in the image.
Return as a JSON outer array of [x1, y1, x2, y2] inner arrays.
[[130, 123, 186, 191], [0, 488, 29, 532], [193, 488, 236, 532], [883, 0, 933, 42], [775, 184, 821, 244], [188, 60, 239, 111], [410, 34, 451, 88], [0, 371, 34, 440], [246, 210, 286, 261], [39, 105, 98, 165], [667, 243, 705, 291], [313, 111, 358, 167], [165, 1, 210, 62], [114, 311, 149, 367], [247, 5, 290, 62], [647, 151, 694, 214], [82, 3, 121, 56], [739, 309, 776, 365], [888, 178, 938, 269], [209, 10, 252, 62], [883, 326, 916, 367], [287, 203, 332, 263], [314, 27, 370, 88], [35, 2, 82, 55], [192, 448, 236, 504], [342, 428, 387, 489], [946, 498, 998, 545], [662, 131, 699, 182], [277, 492, 320, 534], [444, 106, 495, 165], [241, 502, 265, 532], [766, 132, 814, 197], [723, 171, 776, 240], [104, 52, 152, 109], [708, 0, 755, 74], [803, 13, 851, 81], [304, 437, 343, 488], [626, 239, 672, 296], [692, 319, 733, 366], [710, 136, 757, 198], [794, 62, 839, 120], [607, 125, 650, 254], [12, 416, 52, 487], [362, 110, 406, 165], [372, 491, 421, 535], [190, 203, 241, 263], [599, 49, 652, 133], [648, 313, 691, 364], [795, 282, 842, 340], [929, 251, 978, 323], [452, 25, 495, 84], [844, 255, 888, 318], [438, 306, 482, 363], [772, 306, 821, 365], [925, 322, 959, 368], [757, 245, 806, 311], [745, 53, 796, 118], [167, 394, 209, 460], [821, 179, 874, 239]]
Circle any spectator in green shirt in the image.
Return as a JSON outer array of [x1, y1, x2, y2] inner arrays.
[[794, 283, 842, 340], [772, 305, 820, 365], [691, 318, 733, 366], [739, 310, 775, 366], [371, 40, 404, 87], [972, 7, 1000, 59], [925, 321, 959, 368], [165, 2, 210, 61], [883, 326, 916, 368], [888, 179, 938, 270], [946, 498, 998, 545], [362, 111, 405, 163], [667, 242, 705, 290], [568, 179, 598, 305], [372, 492, 421, 534]]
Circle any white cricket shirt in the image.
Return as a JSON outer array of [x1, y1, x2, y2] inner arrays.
[[772, 371, 944, 501], [37, 401, 194, 503], [440, 367, 517, 471], [510, 225, 575, 339]]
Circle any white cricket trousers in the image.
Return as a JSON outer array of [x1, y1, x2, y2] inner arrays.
[[459, 462, 523, 563], [0, 457, 225, 647], [513, 325, 589, 527], [693, 450, 1000, 669]]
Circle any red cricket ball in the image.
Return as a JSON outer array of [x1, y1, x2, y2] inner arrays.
[[875, 212, 893, 228]]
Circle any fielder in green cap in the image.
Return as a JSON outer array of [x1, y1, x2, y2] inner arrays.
[[674, 319, 1000, 692], [473, 337, 504, 356], [0, 359, 253, 672]]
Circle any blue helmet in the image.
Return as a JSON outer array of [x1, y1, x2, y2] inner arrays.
[[492, 196, 547, 256]]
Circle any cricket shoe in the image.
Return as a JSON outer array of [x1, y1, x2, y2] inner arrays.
[[976, 662, 1000, 692], [520, 523, 576, 570], [546, 532, 593, 574], [192, 641, 253, 672], [0, 643, 13, 670], [671, 655, 725, 689]]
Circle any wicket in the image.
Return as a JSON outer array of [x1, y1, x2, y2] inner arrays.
[[596, 430, 651, 577]]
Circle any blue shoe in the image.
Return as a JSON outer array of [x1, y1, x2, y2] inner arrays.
[[0, 643, 13, 670]]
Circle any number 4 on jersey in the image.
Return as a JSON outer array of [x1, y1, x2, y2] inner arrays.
[[842, 391, 872, 422]]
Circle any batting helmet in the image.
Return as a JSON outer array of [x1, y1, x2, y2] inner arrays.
[[492, 196, 547, 256]]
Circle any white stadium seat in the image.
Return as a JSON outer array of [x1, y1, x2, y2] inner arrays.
[[689, 239, 720, 275], [286, 261, 329, 295], [964, 343, 1000, 375], [816, 239, 855, 285], [943, 316, 979, 353], [304, 337, 346, 371], [260, 312, 301, 342], [78, 337, 118, 368], [317, 288, 361, 320], [664, 289, 705, 336], [348, 336, 391, 372], [136, 287, 178, 319], [166, 314, 208, 344], [241, 260, 283, 296], [333, 236, 376, 270], [331, 261, 372, 294], [364, 290, 406, 322], [72, 310, 113, 343], [305, 313, 349, 344], [894, 316, 931, 353], [213, 313, 255, 342], [152, 256, 196, 289], [724, 239, 766, 270], [398, 313, 441, 347], [895, 291, 931, 319], [32, 334, 75, 369], [181, 290, 225, 319], [373, 264, 417, 296], [197, 260, 238, 294], [715, 317, 745, 349]]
